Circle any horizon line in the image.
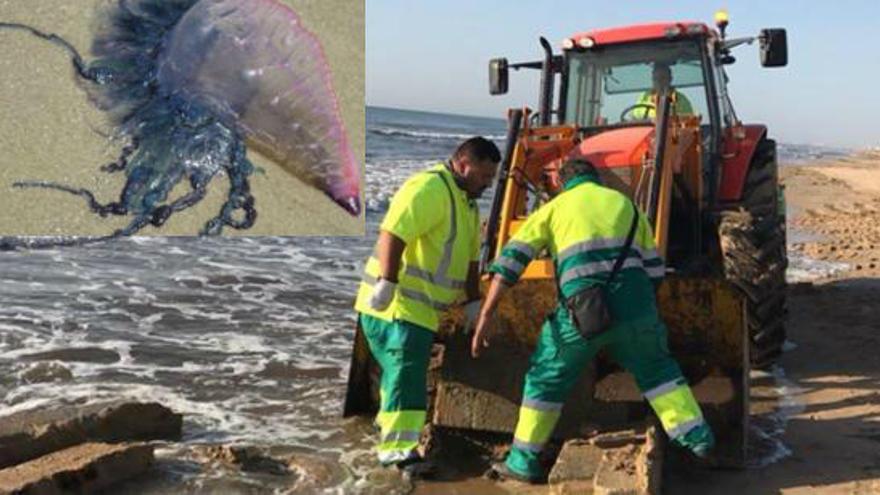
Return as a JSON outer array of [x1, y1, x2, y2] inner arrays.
[[367, 104, 503, 122]]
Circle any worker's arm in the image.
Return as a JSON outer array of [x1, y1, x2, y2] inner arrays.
[[375, 230, 406, 282], [470, 274, 511, 358], [470, 204, 550, 356], [367, 230, 406, 311]]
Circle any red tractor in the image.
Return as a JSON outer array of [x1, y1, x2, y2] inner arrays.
[[484, 13, 789, 369]]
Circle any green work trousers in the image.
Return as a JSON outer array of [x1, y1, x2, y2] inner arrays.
[[505, 303, 713, 478], [359, 313, 434, 465]]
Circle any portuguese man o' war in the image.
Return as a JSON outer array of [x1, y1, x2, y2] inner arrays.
[[0, 0, 361, 249]]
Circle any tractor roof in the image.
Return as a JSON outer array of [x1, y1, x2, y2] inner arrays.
[[569, 21, 717, 46]]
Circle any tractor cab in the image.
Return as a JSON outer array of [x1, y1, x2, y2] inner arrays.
[[562, 28, 712, 129]]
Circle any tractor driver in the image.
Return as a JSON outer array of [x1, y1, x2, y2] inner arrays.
[[632, 63, 694, 119]]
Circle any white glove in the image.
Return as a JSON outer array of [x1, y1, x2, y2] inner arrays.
[[463, 300, 481, 330], [369, 278, 397, 311]]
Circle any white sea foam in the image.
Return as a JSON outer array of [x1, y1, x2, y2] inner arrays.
[[786, 253, 849, 283], [369, 126, 506, 142], [748, 365, 806, 468]]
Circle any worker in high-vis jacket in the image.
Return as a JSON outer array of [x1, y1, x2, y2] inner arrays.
[[471, 158, 714, 483], [355, 137, 501, 477], [632, 63, 694, 119]]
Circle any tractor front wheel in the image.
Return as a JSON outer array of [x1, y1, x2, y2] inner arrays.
[[719, 138, 788, 369]]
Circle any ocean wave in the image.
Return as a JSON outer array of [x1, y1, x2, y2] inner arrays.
[[369, 126, 505, 142], [777, 143, 852, 164], [364, 159, 440, 214]]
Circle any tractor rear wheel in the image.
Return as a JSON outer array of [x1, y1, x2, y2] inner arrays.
[[719, 138, 788, 368]]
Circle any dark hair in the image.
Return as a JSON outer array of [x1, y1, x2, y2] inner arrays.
[[653, 63, 672, 77], [454, 136, 501, 164], [559, 158, 598, 184]]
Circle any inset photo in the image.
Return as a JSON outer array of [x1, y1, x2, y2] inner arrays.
[[0, 0, 363, 245]]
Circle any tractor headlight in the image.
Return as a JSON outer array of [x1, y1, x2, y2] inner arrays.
[[665, 25, 683, 38], [577, 37, 595, 49]]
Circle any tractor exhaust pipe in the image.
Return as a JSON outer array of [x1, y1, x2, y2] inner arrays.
[[538, 37, 554, 126]]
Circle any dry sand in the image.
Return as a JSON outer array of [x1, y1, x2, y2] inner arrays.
[[0, 0, 364, 236]]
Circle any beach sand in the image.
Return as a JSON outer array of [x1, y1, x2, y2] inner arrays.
[[0, 0, 364, 236]]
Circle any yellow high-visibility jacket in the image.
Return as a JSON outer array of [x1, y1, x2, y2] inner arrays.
[[355, 163, 480, 331], [490, 174, 664, 322]]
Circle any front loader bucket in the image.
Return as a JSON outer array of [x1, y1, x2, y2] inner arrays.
[[342, 275, 749, 466], [342, 319, 379, 417]]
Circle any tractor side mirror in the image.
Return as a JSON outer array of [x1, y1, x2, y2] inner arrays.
[[759, 28, 787, 67], [489, 58, 509, 95]]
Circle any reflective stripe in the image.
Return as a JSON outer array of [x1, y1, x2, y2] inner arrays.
[[375, 409, 425, 464], [376, 410, 426, 432], [512, 439, 544, 453], [645, 264, 665, 279], [427, 171, 457, 284], [399, 288, 450, 311], [362, 273, 451, 311], [405, 266, 465, 290], [666, 417, 705, 440], [522, 398, 563, 412], [378, 449, 419, 465], [642, 247, 661, 261], [381, 430, 422, 444], [646, 382, 705, 441], [558, 257, 645, 286], [557, 237, 659, 265], [643, 379, 684, 401], [513, 404, 561, 447], [364, 258, 465, 290], [493, 255, 526, 276], [506, 240, 536, 259]]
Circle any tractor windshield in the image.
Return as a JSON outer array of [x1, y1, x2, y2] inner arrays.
[[564, 39, 708, 127]]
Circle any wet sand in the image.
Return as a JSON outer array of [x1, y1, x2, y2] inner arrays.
[[0, 0, 364, 236]]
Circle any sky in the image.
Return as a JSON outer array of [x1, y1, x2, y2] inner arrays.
[[367, 0, 880, 149]]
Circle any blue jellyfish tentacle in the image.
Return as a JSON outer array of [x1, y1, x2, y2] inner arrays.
[[149, 175, 210, 227], [0, 22, 113, 84], [200, 139, 256, 235], [11, 181, 128, 217], [100, 137, 140, 173]]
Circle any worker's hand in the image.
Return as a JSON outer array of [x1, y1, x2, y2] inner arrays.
[[470, 311, 495, 358], [462, 299, 481, 330], [368, 278, 397, 311]]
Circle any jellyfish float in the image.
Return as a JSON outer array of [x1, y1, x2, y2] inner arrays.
[[0, 0, 361, 248]]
